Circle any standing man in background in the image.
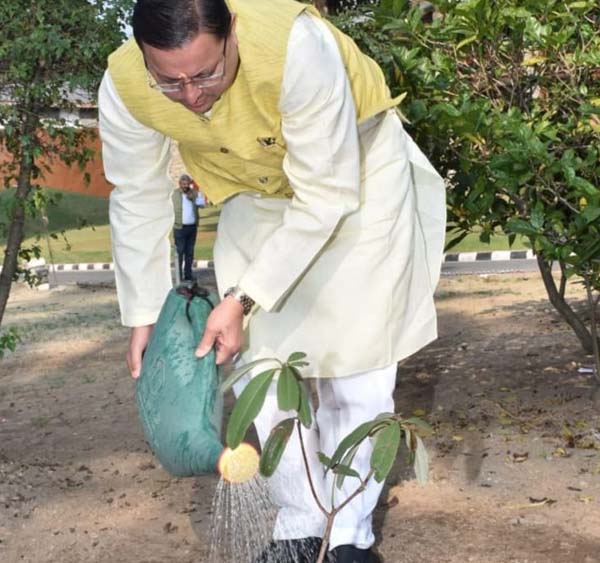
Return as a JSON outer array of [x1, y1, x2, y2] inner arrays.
[[173, 173, 205, 281], [99, 0, 446, 561]]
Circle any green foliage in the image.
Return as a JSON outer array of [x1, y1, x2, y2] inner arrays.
[[370, 421, 402, 482], [225, 355, 315, 453], [277, 365, 301, 411], [0, 188, 109, 242], [0, 327, 20, 359], [224, 350, 430, 534], [259, 417, 296, 477], [297, 379, 313, 428], [326, 413, 431, 488], [226, 368, 277, 450], [326, 419, 383, 471], [220, 358, 281, 393], [334, 0, 600, 352], [0, 0, 132, 187], [0, 0, 132, 334]]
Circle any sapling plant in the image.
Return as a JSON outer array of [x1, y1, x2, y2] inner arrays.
[[221, 352, 430, 563]]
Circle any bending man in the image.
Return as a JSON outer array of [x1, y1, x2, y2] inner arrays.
[[99, 0, 446, 560]]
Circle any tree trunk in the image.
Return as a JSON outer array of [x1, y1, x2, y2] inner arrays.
[[536, 255, 593, 353], [0, 111, 38, 326]]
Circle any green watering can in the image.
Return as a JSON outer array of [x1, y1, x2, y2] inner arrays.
[[135, 285, 224, 476]]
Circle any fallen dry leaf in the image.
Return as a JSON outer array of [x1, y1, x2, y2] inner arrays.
[[529, 497, 557, 506], [505, 497, 557, 510]]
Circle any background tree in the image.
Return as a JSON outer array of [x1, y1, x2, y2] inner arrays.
[[334, 0, 600, 381], [0, 0, 132, 355]]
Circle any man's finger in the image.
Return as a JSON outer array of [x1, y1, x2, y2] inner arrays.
[[127, 351, 142, 379], [127, 325, 153, 380], [215, 345, 232, 366], [196, 328, 218, 358]]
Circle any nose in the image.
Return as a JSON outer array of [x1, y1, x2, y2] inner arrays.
[[181, 81, 204, 106]]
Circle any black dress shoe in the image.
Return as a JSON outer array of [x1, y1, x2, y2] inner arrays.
[[330, 545, 381, 563], [254, 537, 327, 563]]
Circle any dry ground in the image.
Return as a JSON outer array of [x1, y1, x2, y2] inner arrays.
[[1, 272, 599, 563]]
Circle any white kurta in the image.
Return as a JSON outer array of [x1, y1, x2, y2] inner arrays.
[[99, 13, 446, 378]]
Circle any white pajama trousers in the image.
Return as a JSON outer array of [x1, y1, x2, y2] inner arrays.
[[233, 364, 397, 550]]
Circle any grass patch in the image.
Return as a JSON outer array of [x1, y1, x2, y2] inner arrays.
[[16, 224, 218, 263], [0, 188, 109, 240], [1, 191, 528, 264], [1, 194, 220, 264], [447, 231, 528, 253]]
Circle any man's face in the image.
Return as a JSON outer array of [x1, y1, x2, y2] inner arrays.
[[179, 178, 191, 191], [143, 17, 238, 114]]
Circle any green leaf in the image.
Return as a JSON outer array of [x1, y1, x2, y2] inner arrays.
[[226, 369, 276, 449], [582, 206, 600, 225], [287, 351, 307, 363], [332, 463, 360, 480], [370, 423, 402, 483], [530, 207, 545, 230], [297, 382, 313, 429], [402, 417, 432, 432], [336, 442, 362, 490], [220, 358, 280, 393], [572, 177, 599, 198], [456, 34, 477, 51], [327, 419, 383, 473], [569, 1, 592, 9], [259, 418, 295, 478], [506, 219, 539, 236], [413, 434, 429, 485], [317, 451, 333, 468], [277, 365, 300, 412]]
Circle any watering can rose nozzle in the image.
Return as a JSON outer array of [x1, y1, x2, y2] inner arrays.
[[217, 443, 260, 484]]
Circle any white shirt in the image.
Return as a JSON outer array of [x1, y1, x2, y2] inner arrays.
[[180, 192, 205, 226], [99, 13, 359, 326]]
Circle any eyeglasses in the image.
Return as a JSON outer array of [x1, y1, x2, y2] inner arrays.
[[147, 36, 228, 94]]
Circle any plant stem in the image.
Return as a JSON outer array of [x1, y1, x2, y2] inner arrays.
[[536, 255, 593, 353], [336, 469, 375, 514], [316, 515, 335, 563], [296, 418, 377, 563], [296, 419, 328, 517], [583, 274, 600, 385], [0, 106, 39, 326]]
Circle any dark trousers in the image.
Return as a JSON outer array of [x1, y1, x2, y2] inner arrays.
[[174, 224, 197, 281]]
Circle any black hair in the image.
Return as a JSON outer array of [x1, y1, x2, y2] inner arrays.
[[132, 0, 231, 50]]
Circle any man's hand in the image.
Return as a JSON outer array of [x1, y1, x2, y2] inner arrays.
[[127, 324, 154, 378], [196, 297, 244, 364]]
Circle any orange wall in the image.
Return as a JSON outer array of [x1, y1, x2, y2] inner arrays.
[[1, 130, 113, 198]]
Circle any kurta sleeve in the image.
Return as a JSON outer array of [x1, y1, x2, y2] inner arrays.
[[98, 70, 174, 327], [237, 13, 361, 312]]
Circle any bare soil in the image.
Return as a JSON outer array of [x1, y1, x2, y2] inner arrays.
[[1, 272, 599, 563]]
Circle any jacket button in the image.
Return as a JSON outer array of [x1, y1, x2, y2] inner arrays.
[[258, 176, 269, 184], [219, 147, 229, 153]]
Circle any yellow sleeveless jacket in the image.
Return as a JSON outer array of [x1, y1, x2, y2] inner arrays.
[[108, 0, 404, 203]]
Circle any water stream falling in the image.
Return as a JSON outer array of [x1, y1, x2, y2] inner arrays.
[[208, 475, 328, 563], [208, 475, 277, 562]]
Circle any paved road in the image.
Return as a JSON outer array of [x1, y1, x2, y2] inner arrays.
[[43, 259, 541, 286], [441, 258, 540, 276]]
